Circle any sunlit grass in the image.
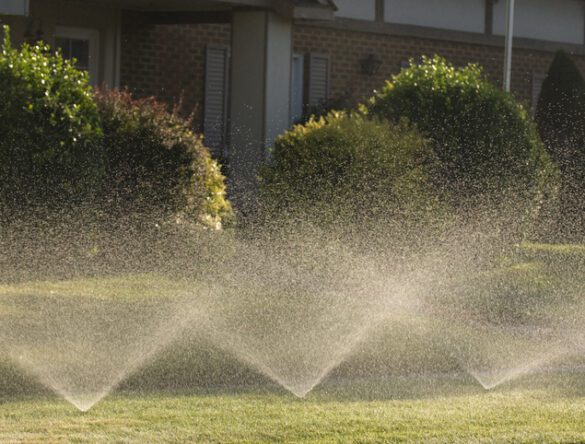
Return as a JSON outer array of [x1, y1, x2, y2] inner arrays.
[[2, 383, 585, 443], [521, 242, 585, 256], [0, 273, 189, 301]]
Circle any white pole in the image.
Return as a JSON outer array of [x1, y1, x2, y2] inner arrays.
[[503, 0, 515, 92]]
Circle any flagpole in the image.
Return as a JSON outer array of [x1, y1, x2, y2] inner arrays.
[[503, 0, 515, 92]]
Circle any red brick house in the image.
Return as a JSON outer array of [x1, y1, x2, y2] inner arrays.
[[2, 0, 585, 194]]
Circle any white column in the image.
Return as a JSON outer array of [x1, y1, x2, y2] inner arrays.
[[229, 10, 292, 202]]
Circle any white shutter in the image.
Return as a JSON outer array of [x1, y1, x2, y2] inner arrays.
[[531, 72, 547, 114], [204, 45, 230, 156], [306, 53, 330, 107], [0, 0, 29, 16], [291, 53, 304, 124]]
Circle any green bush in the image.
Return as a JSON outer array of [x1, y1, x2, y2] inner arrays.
[[0, 25, 103, 209], [259, 111, 443, 235], [0, 24, 232, 228], [95, 89, 233, 229], [367, 56, 557, 216], [535, 50, 585, 239]]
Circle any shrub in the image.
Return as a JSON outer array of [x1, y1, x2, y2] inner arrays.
[[0, 26, 232, 230], [535, 50, 585, 239], [0, 25, 103, 210], [367, 56, 558, 218], [259, 111, 443, 237], [95, 89, 233, 229]]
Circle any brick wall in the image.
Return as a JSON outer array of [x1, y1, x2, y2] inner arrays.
[[293, 24, 585, 108], [120, 12, 230, 127], [120, 15, 585, 127]]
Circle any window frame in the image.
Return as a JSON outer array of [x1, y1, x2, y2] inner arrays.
[[54, 26, 100, 85]]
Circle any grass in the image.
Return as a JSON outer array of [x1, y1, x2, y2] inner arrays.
[[0, 273, 189, 301], [2, 381, 585, 443], [2, 242, 585, 442]]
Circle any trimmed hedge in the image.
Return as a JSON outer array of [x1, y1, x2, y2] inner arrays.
[[0, 26, 232, 229], [259, 111, 443, 232], [367, 56, 558, 214], [0, 26, 103, 208], [95, 90, 233, 229]]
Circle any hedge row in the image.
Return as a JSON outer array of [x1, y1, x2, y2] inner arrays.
[[260, 56, 559, 241], [0, 24, 562, 238], [0, 26, 232, 229]]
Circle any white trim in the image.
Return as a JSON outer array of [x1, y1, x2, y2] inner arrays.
[[0, 0, 29, 16], [54, 27, 100, 86]]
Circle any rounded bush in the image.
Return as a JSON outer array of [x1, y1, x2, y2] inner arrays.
[[95, 89, 233, 229], [0, 26, 103, 209], [367, 56, 558, 213], [259, 111, 443, 233]]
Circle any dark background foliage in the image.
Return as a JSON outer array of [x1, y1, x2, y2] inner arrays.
[[535, 50, 585, 240]]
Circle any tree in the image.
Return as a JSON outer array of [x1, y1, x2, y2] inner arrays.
[[535, 50, 585, 239]]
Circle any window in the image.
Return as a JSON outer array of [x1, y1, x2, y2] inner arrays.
[[55, 27, 100, 85], [493, 0, 585, 45], [385, 0, 485, 34], [335, 0, 376, 21], [56, 38, 90, 71], [0, 0, 29, 16]]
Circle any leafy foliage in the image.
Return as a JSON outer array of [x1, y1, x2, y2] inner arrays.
[[260, 111, 443, 235], [367, 56, 557, 217], [95, 89, 233, 229], [0, 25, 103, 209], [0, 26, 232, 228]]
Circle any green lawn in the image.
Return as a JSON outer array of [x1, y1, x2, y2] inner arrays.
[[2, 381, 585, 443], [2, 243, 585, 442]]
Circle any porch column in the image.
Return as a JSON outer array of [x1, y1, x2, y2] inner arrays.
[[228, 10, 292, 204]]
